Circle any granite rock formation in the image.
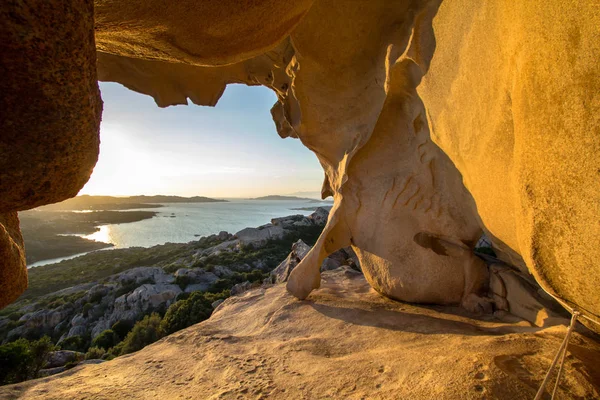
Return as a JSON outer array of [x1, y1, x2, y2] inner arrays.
[[0, 0, 599, 333], [1, 269, 598, 399]]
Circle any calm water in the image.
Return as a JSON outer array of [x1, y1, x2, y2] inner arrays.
[[28, 199, 331, 267]]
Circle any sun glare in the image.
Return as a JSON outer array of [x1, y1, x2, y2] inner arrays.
[[78, 83, 323, 198]]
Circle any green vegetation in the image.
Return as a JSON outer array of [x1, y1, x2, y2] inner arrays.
[[111, 320, 134, 340], [161, 291, 229, 335], [111, 313, 164, 356], [91, 330, 120, 350], [85, 346, 106, 360], [59, 335, 88, 353], [0, 337, 55, 385], [21, 243, 191, 301]]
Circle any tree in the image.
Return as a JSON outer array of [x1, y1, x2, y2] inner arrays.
[[118, 313, 164, 356], [59, 335, 87, 352], [111, 320, 134, 340], [160, 291, 229, 335], [91, 329, 119, 350], [85, 346, 106, 360], [0, 336, 55, 385], [160, 292, 213, 335]]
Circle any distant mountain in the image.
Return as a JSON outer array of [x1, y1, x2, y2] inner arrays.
[[38, 195, 227, 211], [251, 195, 333, 202], [127, 195, 227, 203], [288, 191, 329, 200], [250, 195, 310, 201]]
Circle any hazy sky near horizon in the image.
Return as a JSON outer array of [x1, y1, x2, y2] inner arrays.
[[79, 83, 323, 198]]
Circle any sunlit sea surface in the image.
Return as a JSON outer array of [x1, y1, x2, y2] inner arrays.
[[28, 199, 332, 268]]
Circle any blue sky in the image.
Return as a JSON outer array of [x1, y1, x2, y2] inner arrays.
[[80, 83, 323, 198]]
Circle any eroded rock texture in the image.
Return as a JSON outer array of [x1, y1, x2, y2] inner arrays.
[[417, 1, 600, 325], [0, 0, 102, 307], [95, 0, 600, 327], [1, 0, 599, 334]]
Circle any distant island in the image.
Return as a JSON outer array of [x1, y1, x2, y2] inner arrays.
[[250, 195, 332, 202], [38, 195, 227, 211]]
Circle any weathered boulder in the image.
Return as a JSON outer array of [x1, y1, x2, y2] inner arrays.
[[175, 268, 218, 292], [0, 0, 101, 307], [306, 207, 329, 225], [271, 215, 309, 228], [211, 266, 234, 279], [0, 0, 101, 213], [235, 224, 285, 247], [271, 240, 361, 283], [46, 350, 85, 369], [110, 284, 181, 323], [270, 240, 312, 284]]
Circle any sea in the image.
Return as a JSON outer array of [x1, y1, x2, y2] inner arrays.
[[28, 199, 332, 268]]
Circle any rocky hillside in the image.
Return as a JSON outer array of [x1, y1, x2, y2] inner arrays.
[[0, 209, 354, 374], [1, 267, 598, 399]]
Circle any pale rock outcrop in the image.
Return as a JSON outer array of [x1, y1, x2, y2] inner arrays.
[[110, 284, 181, 323], [235, 224, 286, 248], [2, 268, 598, 399], [271, 239, 362, 284], [110, 267, 175, 285], [175, 267, 219, 292], [270, 240, 312, 284], [45, 350, 85, 369]]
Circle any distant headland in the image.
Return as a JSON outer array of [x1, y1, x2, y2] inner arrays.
[[38, 195, 228, 211], [249, 195, 332, 202]]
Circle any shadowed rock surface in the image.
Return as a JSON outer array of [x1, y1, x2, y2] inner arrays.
[[1, 268, 598, 399]]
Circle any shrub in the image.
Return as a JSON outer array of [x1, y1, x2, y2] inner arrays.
[[60, 335, 87, 352], [111, 320, 134, 340], [161, 291, 228, 335], [85, 346, 106, 360], [117, 313, 164, 356], [64, 360, 79, 370], [175, 292, 191, 301], [91, 329, 119, 350], [0, 336, 55, 385], [163, 264, 182, 274], [174, 275, 192, 290], [7, 312, 22, 321]]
